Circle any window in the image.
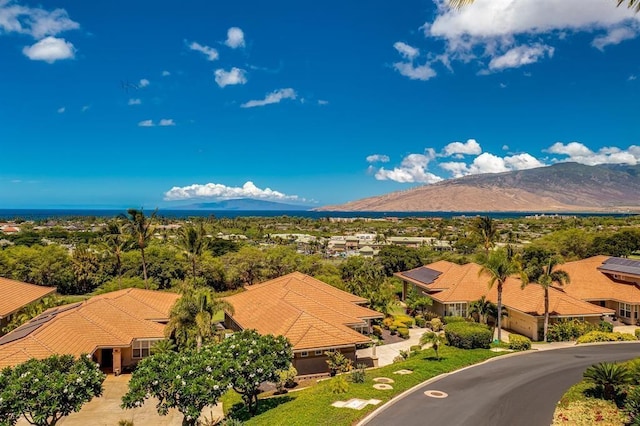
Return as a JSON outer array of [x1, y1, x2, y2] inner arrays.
[[446, 302, 467, 318], [315, 350, 323, 356], [132, 340, 159, 359], [620, 303, 633, 319], [300, 351, 308, 357]]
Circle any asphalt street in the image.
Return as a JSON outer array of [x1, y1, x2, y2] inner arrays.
[[363, 343, 640, 426]]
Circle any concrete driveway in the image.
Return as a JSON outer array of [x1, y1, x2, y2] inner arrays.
[[17, 374, 222, 426]]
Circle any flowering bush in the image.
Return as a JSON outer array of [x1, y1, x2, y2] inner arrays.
[[0, 354, 105, 426]]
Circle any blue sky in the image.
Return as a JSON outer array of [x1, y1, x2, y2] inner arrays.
[[1, 0, 639, 208]]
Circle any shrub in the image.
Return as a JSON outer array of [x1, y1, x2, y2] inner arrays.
[[430, 318, 443, 332], [372, 325, 383, 337], [349, 364, 367, 384], [325, 351, 352, 375], [508, 334, 531, 351], [414, 316, 427, 328], [599, 320, 614, 332], [625, 385, 640, 424], [382, 317, 394, 329], [423, 311, 440, 321], [409, 345, 422, 352], [275, 364, 298, 393], [576, 331, 637, 344], [222, 419, 245, 426], [118, 421, 134, 426], [547, 319, 596, 342], [395, 315, 415, 328], [445, 322, 492, 349], [389, 325, 397, 335], [443, 316, 467, 325], [635, 328, 640, 339], [397, 327, 410, 339], [330, 376, 349, 394]]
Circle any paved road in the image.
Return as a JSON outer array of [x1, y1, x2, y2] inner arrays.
[[363, 343, 640, 426]]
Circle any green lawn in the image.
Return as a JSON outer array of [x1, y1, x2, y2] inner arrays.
[[222, 346, 504, 425]]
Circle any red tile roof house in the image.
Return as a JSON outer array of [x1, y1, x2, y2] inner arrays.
[[395, 260, 614, 341], [0, 288, 179, 372], [0, 277, 56, 334], [223, 272, 383, 376]]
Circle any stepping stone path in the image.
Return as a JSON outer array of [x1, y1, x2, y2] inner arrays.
[[373, 383, 393, 390], [393, 369, 413, 375], [331, 398, 382, 410], [373, 377, 395, 384]]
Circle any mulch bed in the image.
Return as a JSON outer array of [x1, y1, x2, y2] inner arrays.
[[379, 329, 407, 345]]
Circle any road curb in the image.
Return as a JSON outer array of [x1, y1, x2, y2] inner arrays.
[[356, 340, 640, 425]]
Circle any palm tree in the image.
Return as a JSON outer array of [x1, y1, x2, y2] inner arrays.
[[450, 0, 640, 13], [125, 208, 156, 288], [102, 220, 129, 289], [165, 287, 234, 351], [479, 249, 528, 343], [468, 296, 494, 325], [175, 222, 209, 279], [523, 256, 570, 342], [420, 331, 445, 360], [584, 362, 632, 400], [472, 216, 497, 259]]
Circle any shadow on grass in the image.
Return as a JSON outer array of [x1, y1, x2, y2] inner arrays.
[[420, 355, 445, 362], [228, 395, 295, 421]]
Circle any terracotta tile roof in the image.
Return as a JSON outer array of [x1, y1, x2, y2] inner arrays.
[[224, 272, 382, 351], [560, 256, 640, 303], [407, 261, 613, 318], [0, 289, 179, 368], [0, 277, 56, 318]]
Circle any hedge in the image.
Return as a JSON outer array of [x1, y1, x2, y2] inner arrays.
[[444, 322, 492, 349], [576, 331, 637, 344], [397, 327, 410, 339], [443, 316, 467, 325], [508, 334, 531, 351]]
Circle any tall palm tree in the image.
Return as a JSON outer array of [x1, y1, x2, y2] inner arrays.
[[165, 287, 234, 351], [479, 249, 528, 342], [175, 222, 209, 279], [468, 295, 494, 325], [102, 220, 129, 289], [473, 216, 497, 258], [450, 0, 640, 13], [524, 256, 570, 342], [125, 208, 156, 288]]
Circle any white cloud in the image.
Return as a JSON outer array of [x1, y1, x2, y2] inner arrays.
[[318, 100, 329, 105], [139, 78, 150, 88], [138, 119, 154, 127], [366, 154, 390, 163], [629, 75, 638, 81], [81, 105, 90, 112], [488, 44, 554, 71], [164, 181, 301, 201], [225, 27, 245, 48], [57, 107, 65, 113], [189, 41, 219, 61], [393, 61, 437, 81], [241, 88, 297, 108], [214, 67, 247, 88], [393, 41, 420, 60], [162, 70, 171, 76], [22, 36, 75, 63], [374, 150, 443, 183], [592, 26, 638, 51], [502, 144, 510, 150], [159, 118, 175, 126], [128, 98, 141, 105], [545, 141, 640, 165], [0, 1, 79, 39], [440, 152, 544, 177], [422, 0, 639, 74], [441, 139, 482, 157]]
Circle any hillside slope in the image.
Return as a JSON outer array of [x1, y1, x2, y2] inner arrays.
[[318, 163, 640, 212]]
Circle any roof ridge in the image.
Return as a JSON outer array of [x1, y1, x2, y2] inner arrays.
[[280, 310, 305, 338], [75, 299, 138, 342], [282, 286, 368, 325], [118, 289, 168, 318], [293, 274, 366, 302]]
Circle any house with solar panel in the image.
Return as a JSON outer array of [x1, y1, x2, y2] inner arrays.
[[395, 258, 618, 341], [0, 288, 179, 372]]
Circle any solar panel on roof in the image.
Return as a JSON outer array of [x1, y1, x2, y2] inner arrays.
[[0, 302, 83, 346], [599, 257, 640, 277], [403, 267, 442, 285]]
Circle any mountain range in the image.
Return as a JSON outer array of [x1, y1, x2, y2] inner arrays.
[[173, 198, 311, 211], [317, 163, 640, 212]]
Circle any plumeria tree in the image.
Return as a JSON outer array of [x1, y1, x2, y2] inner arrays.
[[217, 330, 292, 415], [122, 346, 228, 426], [0, 354, 105, 426]]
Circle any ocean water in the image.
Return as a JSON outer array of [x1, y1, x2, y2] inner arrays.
[[0, 209, 634, 221]]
